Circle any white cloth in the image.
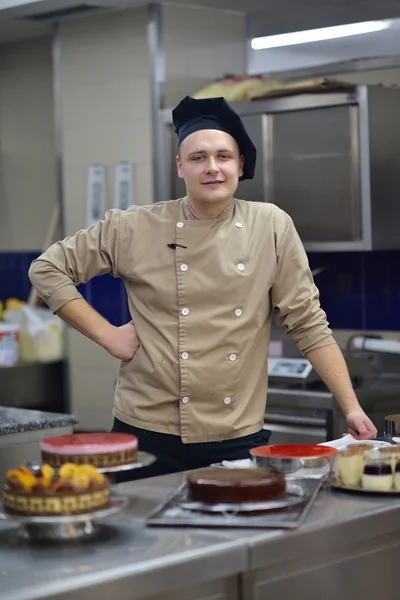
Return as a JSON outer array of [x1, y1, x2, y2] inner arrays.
[[320, 434, 391, 451]]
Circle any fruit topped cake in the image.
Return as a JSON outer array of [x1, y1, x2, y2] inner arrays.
[[40, 432, 138, 468], [3, 463, 110, 516], [187, 468, 286, 505]]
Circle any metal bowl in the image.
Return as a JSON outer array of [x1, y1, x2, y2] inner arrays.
[[385, 414, 400, 438], [250, 444, 337, 475]]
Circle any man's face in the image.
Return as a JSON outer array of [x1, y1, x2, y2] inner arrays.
[[176, 129, 244, 204]]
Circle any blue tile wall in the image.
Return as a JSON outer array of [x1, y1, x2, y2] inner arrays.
[[0, 253, 130, 327], [0, 252, 40, 304], [1, 250, 400, 330], [363, 251, 400, 331], [308, 250, 400, 331]]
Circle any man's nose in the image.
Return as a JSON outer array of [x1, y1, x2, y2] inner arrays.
[[205, 157, 219, 173]]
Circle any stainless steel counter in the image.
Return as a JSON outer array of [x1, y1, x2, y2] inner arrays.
[[1, 472, 400, 600]]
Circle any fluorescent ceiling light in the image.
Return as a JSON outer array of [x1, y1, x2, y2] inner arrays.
[[251, 20, 389, 50]]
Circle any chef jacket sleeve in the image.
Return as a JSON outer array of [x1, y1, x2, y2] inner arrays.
[[271, 214, 336, 355], [28, 209, 121, 313]]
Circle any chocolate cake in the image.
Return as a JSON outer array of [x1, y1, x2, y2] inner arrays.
[[187, 468, 286, 504], [40, 432, 138, 468], [3, 463, 110, 516]]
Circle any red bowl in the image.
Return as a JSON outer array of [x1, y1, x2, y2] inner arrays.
[[250, 444, 337, 459], [250, 444, 337, 474]]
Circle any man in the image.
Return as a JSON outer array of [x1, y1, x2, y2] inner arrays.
[[29, 96, 377, 480]]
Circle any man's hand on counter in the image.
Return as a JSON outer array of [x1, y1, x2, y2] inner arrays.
[[306, 344, 378, 440], [345, 409, 378, 440], [103, 322, 140, 361]]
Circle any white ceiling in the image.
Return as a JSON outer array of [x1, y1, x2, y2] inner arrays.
[[1, 0, 400, 75], [248, 18, 400, 74]]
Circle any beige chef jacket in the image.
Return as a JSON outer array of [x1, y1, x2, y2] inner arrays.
[[29, 198, 335, 443]]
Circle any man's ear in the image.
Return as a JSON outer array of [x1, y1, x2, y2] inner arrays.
[[239, 155, 245, 178], [176, 154, 184, 180]]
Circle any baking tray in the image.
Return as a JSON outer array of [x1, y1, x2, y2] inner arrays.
[[146, 478, 322, 530]]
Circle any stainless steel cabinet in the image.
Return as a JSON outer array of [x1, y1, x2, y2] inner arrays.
[[145, 577, 239, 600], [258, 106, 360, 242], [160, 85, 400, 251]]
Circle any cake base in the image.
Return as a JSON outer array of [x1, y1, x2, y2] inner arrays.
[[0, 496, 127, 541], [3, 483, 110, 517]]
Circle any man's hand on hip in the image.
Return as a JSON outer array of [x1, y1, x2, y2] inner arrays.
[[104, 322, 140, 361]]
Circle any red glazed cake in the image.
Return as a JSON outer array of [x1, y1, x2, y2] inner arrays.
[[40, 433, 138, 468], [187, 468, 286, 504], [3, 463, 110, 516]]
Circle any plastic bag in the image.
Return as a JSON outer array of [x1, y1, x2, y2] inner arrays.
[[4, 306, 64, 362], [193, 75, 267, 102]]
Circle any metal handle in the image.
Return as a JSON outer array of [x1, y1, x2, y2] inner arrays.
[[263, 423, 327, 438], [266, 413, 326, 426]]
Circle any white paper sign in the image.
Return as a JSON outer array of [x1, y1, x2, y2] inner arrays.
[[114, 161, 134, 210], [86, 163, 106, 227]]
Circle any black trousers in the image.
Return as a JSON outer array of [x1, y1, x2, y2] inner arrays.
[[111, 418, 271, 482]]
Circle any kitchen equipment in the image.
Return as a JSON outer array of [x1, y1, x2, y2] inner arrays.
[[385, 414, 400, 438], [160, 85, 400, 252], [147, 478, 322, 530], [0, 360, 67, 413], [264, 333, 400, 444], [250, 444, 337, 475]]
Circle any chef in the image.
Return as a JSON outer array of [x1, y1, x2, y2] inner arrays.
[[29, 95, 377, 480]]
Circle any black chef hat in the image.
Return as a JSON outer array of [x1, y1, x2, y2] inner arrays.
[[172, 96, 257, 181]]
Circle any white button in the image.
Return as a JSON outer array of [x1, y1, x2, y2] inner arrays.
[[182, 352, 189, 360], [224, 397, 232, 405], [176, 221, 184, 228], [237, 263, 245, 271], [180, 264, 188, 272], [235, 308, 242, 317], [229, 353, 237, 361], [235, 222, 243, 229], [181, 307, 189, 316], [182, 396, 189, 403]]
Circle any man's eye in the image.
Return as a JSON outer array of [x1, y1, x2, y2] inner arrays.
[[219, 154, 230, 159], [192, 156, 203, 161]]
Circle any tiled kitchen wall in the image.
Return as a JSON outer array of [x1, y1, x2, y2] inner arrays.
[[0, 37, 58, 251], [56, 7, 152, 430], [163, 4, 247, 107]]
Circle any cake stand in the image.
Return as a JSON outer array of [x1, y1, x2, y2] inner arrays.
[[0, 496, 128, 541], [1, 452, 156, 541], [96, 451, 156, 475], [26, 450, 156, 483]]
